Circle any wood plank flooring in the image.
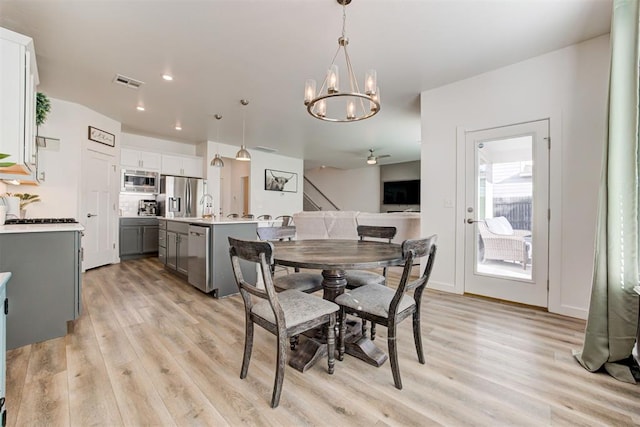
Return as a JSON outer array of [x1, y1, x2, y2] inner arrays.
[[6, 257, 640, 426]]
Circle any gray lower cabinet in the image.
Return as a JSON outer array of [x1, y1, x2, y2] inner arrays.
[[158, 219, 167, 264], [0, 230, 82, 350], [166, 221, 189, 276], [0, 273, 8, 422], [120, 217, 159, 259]]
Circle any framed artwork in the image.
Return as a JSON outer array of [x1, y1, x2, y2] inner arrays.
[[88, 126, 115, 147], [265, 169, 297, 193]]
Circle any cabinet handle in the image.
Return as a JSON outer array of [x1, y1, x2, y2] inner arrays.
[[87, 213, 98, 218], [4, 298, 8, 315]]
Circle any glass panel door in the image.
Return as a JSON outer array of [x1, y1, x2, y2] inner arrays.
[[464, 120, 549, 307]]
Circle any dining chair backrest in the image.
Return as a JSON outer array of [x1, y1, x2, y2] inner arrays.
[[392, 235, 438, 317], [228, 237, 284, 323], [257, 225, 296, 242], [275, 215, 293, 227], [357, 225, 397, 242], [242, 214, 255, 219], [227, 213, 240, 218], [257, 214, 272, 220]]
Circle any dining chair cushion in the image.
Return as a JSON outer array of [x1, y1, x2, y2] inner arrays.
[[335, 284, 416, 318], [274, 273, 323, 293], [252, 289, 338, 328], [344, 270, 386, 288]]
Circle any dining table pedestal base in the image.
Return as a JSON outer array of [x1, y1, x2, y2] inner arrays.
[[289, 338, 327, 373], [342, 320, 388, 367], [288, 319, 388, 372]]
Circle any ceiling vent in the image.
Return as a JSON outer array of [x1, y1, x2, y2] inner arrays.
[[113, 74, 144, 89], [253, 146, 278, 153]]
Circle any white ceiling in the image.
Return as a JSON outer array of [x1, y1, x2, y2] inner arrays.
[[0, 0, 611, 170]]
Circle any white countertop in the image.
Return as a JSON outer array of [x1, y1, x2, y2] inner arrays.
[[161, 217, 259, 225], [0, 223, 85, 234], [160, 217, 280, 226]]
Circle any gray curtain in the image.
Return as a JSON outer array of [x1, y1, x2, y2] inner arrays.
[[574, 0, 640, 383]]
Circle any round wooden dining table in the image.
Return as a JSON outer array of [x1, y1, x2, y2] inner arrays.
[[272, 239, 404, 372]]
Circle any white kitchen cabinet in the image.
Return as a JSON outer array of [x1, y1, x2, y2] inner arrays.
[[121, 148, 160, 171], [0, 27, 38, 178], [161, 153, 203, 178]]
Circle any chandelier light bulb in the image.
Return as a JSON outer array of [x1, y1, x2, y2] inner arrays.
[[365, 70, 376, 95], [317, 99, 327, 117], [347, 100, 355, 120], [327, 65, 339, 94], [370, 87, 380, 112], [304, 80, 317, 105]]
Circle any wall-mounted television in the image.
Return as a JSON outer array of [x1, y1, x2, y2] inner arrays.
[[383, 179, 420, 205]]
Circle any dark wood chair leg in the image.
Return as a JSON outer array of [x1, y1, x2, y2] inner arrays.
[[387, 324, 402, 390], [338, 308, 346, 361], [327, 313, 336, 374], [241, 319, 254, 379], [271, 331, 287, 408], [361, 319, 368, 338], [370, 324, 377, 341], [413, 310, 425, 364]]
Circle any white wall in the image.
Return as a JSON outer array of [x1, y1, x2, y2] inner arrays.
[[304, 166, 381, 212], [421, 35, 610, 318], [203, 141, 304, 218], [380, 161, 421, 212]]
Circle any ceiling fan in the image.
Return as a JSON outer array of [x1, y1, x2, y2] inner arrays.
[[366, 149, 391, 165]]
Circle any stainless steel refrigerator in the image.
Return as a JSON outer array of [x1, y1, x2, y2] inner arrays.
[[158, 175, 206, 217]]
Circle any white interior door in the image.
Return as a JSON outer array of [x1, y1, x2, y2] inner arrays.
[[82, 150, 116, 270], [464, 120, 549, 307]]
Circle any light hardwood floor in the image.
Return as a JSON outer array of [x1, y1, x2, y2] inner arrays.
[[6, 257, 639, 426]]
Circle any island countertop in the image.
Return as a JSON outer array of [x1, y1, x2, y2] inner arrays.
[[160, 217, 277, 226]]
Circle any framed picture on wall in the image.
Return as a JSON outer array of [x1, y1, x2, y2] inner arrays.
[[88, 126, 115, 147], [265, 169, 297, 193]]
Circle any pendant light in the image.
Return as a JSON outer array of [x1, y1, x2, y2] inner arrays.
[[210, 114, 225, 167], [236, 99, 251, 161]]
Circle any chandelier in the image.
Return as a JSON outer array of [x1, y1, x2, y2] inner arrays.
[[304, 0, 380, 122]]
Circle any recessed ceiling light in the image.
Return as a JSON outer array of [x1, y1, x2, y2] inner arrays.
[[136, 105, 145, 111], [162, 74, 173, 81], [175, 124, 182, 131]]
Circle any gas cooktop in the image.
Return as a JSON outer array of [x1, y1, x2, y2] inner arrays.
[[4, 218, 78, 225]]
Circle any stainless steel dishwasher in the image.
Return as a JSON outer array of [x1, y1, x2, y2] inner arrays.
[[187, 225, 212, 292]]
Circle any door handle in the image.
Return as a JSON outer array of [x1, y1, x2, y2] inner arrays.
[[87, 213, 98, 218], [466, 218, 481, 224]]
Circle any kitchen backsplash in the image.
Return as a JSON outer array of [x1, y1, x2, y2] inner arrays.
[[119, 193, 157, 216]]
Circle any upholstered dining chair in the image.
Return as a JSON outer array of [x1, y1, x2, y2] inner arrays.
[[345, 225, 397, 339], [336, 235, 437, 390], [228, 237, 338, 408], [242, 214, 255, 219], [275, 215, 293, 227], [257, 214, 272, 220], [256, 226, 323, 293], [227, 213, 240, 218]]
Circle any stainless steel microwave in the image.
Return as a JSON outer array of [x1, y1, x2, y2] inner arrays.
[[121, 169, 159, 193]]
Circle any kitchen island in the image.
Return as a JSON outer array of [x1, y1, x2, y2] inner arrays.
[[158, 218, 258, 298], [0, 222, 83, 349]]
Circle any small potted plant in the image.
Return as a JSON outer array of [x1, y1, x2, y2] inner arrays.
[[5, 193, 41, 218], [36, 92, 51, 127]]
